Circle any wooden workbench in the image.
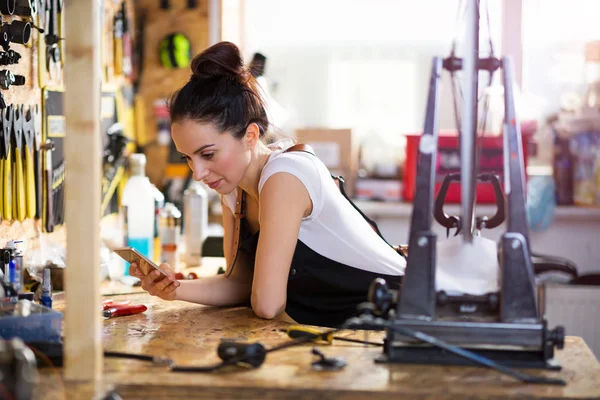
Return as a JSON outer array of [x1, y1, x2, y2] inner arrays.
[[35, 259, 600, 400]]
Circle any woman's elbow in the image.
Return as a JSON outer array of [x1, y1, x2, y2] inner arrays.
[[251, 298, 285, 320]]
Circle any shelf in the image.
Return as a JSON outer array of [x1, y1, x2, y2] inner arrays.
[[353, 200, 600, 222]]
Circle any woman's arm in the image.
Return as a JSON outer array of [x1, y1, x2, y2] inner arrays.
[[251, 172, 312, 319], [145, 194, 251, 306], [173, 274, 251, 306], [174, 196, 253, 305]]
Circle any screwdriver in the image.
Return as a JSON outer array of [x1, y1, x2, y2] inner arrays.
[[282, 325, 382, 346]]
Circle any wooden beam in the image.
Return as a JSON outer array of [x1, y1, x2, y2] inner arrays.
[[64, 0, 103, 382]]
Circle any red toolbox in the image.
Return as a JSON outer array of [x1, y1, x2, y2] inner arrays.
[[403, 130, 531, 204]]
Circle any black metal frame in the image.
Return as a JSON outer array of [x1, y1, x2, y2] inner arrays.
[[381, 1, 564, 369]]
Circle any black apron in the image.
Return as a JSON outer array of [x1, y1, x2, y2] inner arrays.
[[237, 218, 402, 328]]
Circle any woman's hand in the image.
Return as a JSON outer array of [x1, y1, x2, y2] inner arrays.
[[129, 260, 181, 301]]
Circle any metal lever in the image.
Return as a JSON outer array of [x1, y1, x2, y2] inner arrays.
[[434, 172, 462, 237], [434, 172, 506, 237], [475, 173, 505, 230]]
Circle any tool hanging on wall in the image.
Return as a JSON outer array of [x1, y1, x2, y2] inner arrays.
[[113, 1, 133, 78], [158, 33, 191, 69], [37, 0, 45, 27], [0, 70, 25, 88], [1, 19, 32, 50], [11, 105, 26, 221], [23, 105, 37, 219], [14, 0, 37, 17], [0, 70, 25, 109], [0, 0, 16, 15], [44, 0, 62, 79], [31, 105, 42, 219], [1, 105, 13, 220], [43, 138, 53, 232], [132, 8, 146, 91], [0, 49, 22, 65], [42, 88, 64, 231]]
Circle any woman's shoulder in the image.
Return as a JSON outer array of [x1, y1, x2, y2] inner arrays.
[[261, 147, 322, 184]]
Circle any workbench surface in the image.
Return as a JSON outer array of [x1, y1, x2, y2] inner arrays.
[[36, 261, 600, 400]]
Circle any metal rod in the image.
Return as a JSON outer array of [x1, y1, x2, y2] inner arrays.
[[460, 0, 479, 243], [501, 57, 530, 238]]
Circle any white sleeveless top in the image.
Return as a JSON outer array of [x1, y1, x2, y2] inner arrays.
[[222, 148, 406, 276]]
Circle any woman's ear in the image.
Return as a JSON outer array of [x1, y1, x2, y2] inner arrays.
[[243, 123, 261, 150]]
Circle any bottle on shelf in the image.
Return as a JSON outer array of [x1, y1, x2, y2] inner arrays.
[[182, 181, 208, 266], [553, 136, 574, 205], [151, 184, 165, 264], [121, 153, 155, 274]]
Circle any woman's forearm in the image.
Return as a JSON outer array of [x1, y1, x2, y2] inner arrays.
[[174, 275, 251, 306]]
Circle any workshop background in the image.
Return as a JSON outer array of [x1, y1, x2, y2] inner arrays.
[[1, 0, 600, 358]]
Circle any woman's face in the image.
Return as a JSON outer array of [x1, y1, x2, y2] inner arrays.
[[171, 120, 251, 195]]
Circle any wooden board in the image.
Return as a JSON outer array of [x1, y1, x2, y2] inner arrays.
[[63, 0, 103, 382], [36, 291, 600, 399]]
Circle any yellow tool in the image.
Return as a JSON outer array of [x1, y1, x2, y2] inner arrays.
[[1, 105, 13, 221], [23, 105, 37, 219], [31, 104, 43, 220], [12, 105, 26, 221], [283, 325, 382, 346], [284, 325, 335, 344]]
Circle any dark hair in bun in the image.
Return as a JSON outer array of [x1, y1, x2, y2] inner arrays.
[[169, 41, 269, 139]]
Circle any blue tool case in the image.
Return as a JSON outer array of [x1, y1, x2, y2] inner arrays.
[[0, 301, 62, 343]]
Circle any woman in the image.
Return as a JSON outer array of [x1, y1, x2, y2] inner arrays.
[[130, 42, 406, 327]]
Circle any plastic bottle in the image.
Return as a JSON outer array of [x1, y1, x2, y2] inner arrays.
[[182, 181, 208, 266], [121, 153, 155, 273], [151, 184, 165, 264], [4, 240, 23, 293], [160, 203, 182, 269], [553, 137, 574, 205], [40, 268, 52, 309]]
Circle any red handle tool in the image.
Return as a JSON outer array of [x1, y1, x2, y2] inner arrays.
[[103, 304, 147, 318]]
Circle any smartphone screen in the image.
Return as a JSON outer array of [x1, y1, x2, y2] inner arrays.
[[114, 247, 169, 276]]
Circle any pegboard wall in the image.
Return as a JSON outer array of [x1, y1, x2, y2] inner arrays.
[[1, 2, 52, 241], [1, 0, 238, 240], [0, 0, 137, 242]]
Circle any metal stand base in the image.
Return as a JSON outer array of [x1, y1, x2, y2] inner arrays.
[[377, 318, 562, 370], [376, 345, 561, 370]]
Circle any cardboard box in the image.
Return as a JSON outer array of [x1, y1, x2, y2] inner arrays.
[[295, 128, 358, 196], [355, 178, 403, 202], [585, 40, 600, 62]]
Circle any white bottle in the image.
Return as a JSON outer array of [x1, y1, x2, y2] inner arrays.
[[121, 153, 155, 273], [182, 181, 208, 266]]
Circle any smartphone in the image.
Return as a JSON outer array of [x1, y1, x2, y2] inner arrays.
[[114, 247, 169, 277]]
